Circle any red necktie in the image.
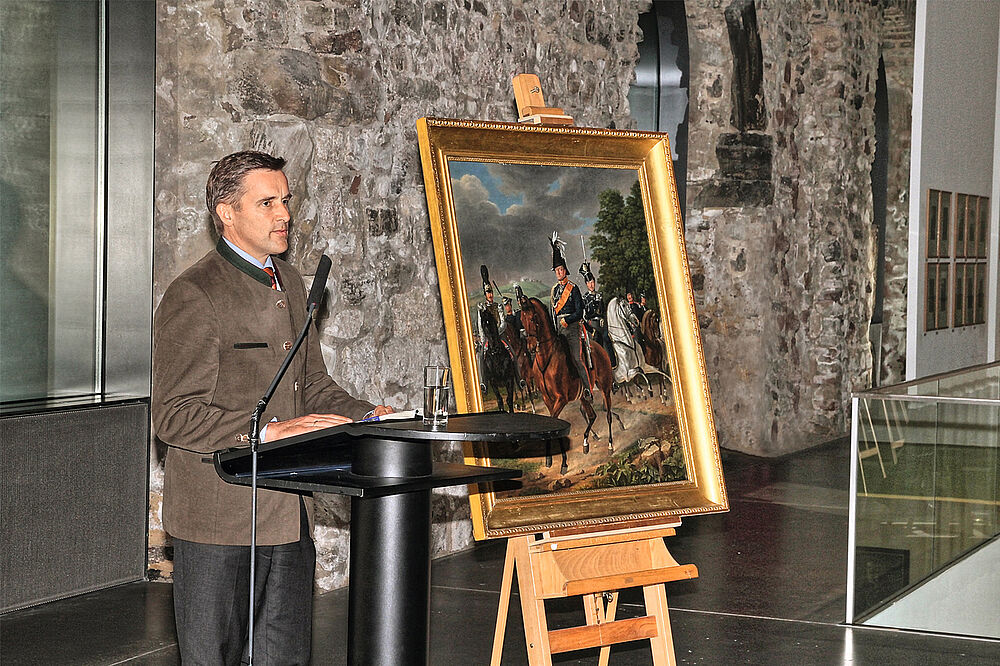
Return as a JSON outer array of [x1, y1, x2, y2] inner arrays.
[[262, 266, 279, 290]]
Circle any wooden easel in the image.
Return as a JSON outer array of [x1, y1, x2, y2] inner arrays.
[[490, 523, 697, 665], [494, 77, 695, 664], [513, 74, 575, 126]]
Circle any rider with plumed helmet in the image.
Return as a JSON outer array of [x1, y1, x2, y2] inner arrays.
[[549, 233, 592, 401]]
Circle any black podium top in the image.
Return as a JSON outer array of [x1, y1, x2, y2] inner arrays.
[[346, 411, 569, 441], [215, 412, 569, 498]]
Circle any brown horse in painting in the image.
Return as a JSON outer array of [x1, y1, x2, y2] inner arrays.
[[502, 320, 538, 413], [640, 309, 665, 371], [518, 296, 620, 473]]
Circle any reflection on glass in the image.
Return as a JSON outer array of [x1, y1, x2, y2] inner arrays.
[[0, 1, 101, 403]]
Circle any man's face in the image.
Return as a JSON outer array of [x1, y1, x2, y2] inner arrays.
[[627, 292, 635, 303], [217, 169, 291, 263], [554, 265, 568, 281], [586, 279, 596, 292], [504, 303, 513, 315], [485, 290, 494, 303]]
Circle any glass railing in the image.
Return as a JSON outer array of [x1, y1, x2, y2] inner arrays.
[[847, 362, 1000, 638]]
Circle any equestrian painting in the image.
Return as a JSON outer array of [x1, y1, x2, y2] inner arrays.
[[452, 160, 685, 497], [418, 118, 726, 539]]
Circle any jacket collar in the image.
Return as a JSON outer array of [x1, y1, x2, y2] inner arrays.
[[215, 237, 273, 288]]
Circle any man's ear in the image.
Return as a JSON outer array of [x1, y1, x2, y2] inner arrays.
[[216, 202, 233, 229]]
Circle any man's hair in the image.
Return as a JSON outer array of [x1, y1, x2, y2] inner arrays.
[[206, 151, 286, 234]]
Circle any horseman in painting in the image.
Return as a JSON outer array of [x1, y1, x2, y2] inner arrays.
[[477, 265, 518, 412], [580, 261, 616, 368], [548, 233, 592, 402]]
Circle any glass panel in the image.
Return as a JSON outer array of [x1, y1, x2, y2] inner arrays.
[[939, 192, 951, 257], [925, 264, 938, 330], [852, 387, 1000, 637], [953, 264, 966, 327], [955, 194, 967, 258], [962, 264, 976, 325], [0, 1, 102, 403], [936, 264, 949, 329], [977, 197, 989, 258], [927, 190, 940, 257], [974, 263, 986, 324]]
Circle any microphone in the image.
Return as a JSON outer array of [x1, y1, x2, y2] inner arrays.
[[307, 255, 332, 313], [243, 252, 332, 665]]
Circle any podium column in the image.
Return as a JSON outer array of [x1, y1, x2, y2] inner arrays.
[[347, 437, 433, 666]]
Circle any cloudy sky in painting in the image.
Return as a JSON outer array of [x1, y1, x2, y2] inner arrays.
[[449, 160, 638, 294]]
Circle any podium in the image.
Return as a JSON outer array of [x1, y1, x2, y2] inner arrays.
[[215, 411, 569, 665]]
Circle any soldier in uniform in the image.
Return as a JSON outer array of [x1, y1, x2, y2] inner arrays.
[[549, 233, 592, 401], [477, 265, 503, 334], [503, 295, 523, 339], [580, 261, 615, 367], [502, 295, 526, 386], [476, 265, 503, 391], [626, 291, 644, 321]]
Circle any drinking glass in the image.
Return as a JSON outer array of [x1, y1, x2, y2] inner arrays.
[[423, 365, 451, 427]]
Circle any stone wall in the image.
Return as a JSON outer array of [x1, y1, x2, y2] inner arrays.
[[684, 0, 911, 455], [151, 0, 648, 589]]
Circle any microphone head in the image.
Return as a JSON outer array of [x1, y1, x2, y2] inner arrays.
[[307, 255, 332, 311]]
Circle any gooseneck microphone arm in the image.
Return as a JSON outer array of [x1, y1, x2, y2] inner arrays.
[[246, 254, 331, 664]]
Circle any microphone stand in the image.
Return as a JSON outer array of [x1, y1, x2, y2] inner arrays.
[[246, 300, 319, 665]]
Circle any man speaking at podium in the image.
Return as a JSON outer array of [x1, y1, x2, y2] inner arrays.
[[152, 151, 392, 664]]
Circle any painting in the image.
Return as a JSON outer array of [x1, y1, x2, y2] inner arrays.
[[417, 118, 727, 539]]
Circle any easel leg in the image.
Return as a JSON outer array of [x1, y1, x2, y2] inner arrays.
[[512, 536, 552, 665], [491, 540, 517, 666], [643, 583, 676, 666], [600, 592, 619, 666], [582, 591, 620, 666]]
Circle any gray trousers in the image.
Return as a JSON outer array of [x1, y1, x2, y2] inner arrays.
[[172, 504, 315, 666], [560, 322, 591, 392]]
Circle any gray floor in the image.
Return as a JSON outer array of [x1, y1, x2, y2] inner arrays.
[[3, 440, 999, 664]]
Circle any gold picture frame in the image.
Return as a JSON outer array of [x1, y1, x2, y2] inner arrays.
[[417, 117, 727, 539]]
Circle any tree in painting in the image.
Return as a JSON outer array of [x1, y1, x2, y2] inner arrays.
[[590, 181, 656, 308]]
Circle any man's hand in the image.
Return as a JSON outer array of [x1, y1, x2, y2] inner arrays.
[[372, 405, 394, 417], [263, 413, 354, 442], [560, 319, 568, 328]]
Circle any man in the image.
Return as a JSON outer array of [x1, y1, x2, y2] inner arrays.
[[501, 295, 526, 387], [579, 261, 615, 367], [476, 265, 503, 393], [502, 295, 522, 339], [152, 151, 391, 664], [626, 291, 644, 321], [548, 232, 592, 401]]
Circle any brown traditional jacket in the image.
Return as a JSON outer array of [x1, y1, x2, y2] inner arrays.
[[152, 242, 374, 546]]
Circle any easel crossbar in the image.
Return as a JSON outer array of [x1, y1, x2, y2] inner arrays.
[[548, 616, 659, 654], [563, 564, 698, 597]]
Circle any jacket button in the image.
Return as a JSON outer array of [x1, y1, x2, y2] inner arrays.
[[283, 341, 293, 350], [276, 299, 286, 309], [235, 433, 249, 443]]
